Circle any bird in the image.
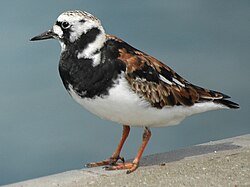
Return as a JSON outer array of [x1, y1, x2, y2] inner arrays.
[[30, 10, 239, 174]]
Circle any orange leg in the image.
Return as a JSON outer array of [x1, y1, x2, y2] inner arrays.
[[86, 125, 130, 167], [105, 127, 151, 174]]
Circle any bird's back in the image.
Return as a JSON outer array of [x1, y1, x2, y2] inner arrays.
[[104, 35, 239, 110]]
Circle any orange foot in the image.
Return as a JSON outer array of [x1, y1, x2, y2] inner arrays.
[[104, 162, 138, 174], [85, 156, 125, 168]]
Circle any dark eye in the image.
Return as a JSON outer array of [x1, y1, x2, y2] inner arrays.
[[61, 21, 70, 29]]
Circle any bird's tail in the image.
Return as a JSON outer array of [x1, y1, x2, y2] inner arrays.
[[213, 98, 240, 109], [193, 85, 240, 109]]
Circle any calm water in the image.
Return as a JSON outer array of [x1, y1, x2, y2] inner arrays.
[[1, 0, 250, 185]]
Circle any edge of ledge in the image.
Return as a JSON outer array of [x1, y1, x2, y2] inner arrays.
[[4, 134, 250, 187]]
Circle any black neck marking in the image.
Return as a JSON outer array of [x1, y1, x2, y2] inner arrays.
[[75, 27, 100, 50], [59, 26, 101, 51], [59, 38, 126, 99]]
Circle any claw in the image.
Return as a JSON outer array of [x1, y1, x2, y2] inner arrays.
[[126, 164, 138, 174], [120, 156, 125, 163], [86, 155, 125, 168], [104, 162, 138, 174], [115, 155, 125, 163]]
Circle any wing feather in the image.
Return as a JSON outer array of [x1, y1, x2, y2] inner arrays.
[[106, 35, 238, 109]]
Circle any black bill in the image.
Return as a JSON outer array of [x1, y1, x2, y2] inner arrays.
[[30, 30, 57, 41]]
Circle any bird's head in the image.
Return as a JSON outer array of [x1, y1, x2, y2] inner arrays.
[[30, 10, 106, 52]]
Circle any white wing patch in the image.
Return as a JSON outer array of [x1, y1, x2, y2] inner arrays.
[[173, 78, 185, 87], [159, 74, 185, 87], [159, 74, 173, 85]]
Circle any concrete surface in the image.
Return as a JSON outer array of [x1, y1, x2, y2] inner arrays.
[[4, 134, 250, 187]]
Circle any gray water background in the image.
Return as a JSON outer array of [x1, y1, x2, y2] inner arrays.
[[1, 0, 250, 185]]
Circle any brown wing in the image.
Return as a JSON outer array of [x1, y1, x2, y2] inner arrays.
[[106, 35, 237, 109]]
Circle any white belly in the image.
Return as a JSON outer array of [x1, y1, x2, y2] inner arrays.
[[68, 76, 227, 127]]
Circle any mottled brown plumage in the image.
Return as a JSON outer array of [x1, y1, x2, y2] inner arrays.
[[107, 35, 237, 109]]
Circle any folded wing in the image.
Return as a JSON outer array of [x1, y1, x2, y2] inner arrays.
[[107, 35, 239, 109]]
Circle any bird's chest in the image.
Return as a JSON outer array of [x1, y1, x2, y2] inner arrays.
[[67, 76, 151, 126], [59, 56, 118, 99]]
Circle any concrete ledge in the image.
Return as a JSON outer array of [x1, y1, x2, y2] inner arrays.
[[5, 134, 250, 187]]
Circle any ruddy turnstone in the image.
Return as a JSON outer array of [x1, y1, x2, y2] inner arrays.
[[30, 10, 239, 173]]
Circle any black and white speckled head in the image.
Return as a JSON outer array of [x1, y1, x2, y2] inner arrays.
[[31, 10, 106, 65], [54, 11, 104, 43]]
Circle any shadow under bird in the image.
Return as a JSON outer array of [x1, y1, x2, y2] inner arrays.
[[30, 10, 239, 173]]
